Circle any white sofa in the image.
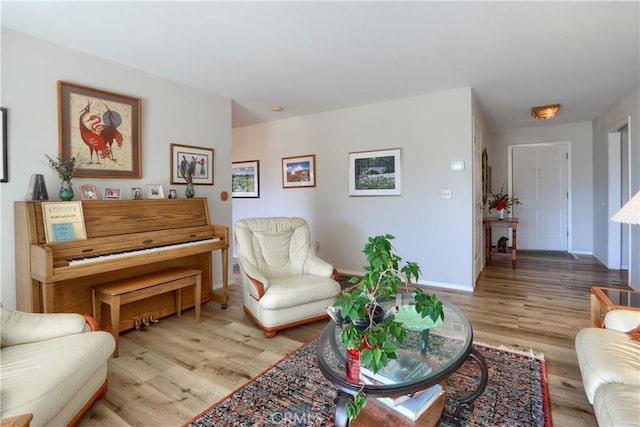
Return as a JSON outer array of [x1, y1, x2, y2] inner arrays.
[[1, 305, 115, 426], [234, 217, 341, 337], [575, 309, 640, 427]]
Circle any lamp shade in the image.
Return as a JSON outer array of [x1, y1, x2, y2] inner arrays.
[[611, 190, 640, 225], [531, 104, 560, 120]]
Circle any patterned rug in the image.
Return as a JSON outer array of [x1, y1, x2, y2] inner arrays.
[[185, 338, 551, 427]]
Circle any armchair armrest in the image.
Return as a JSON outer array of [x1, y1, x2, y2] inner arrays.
[[604, 309, 640, 332], [303, 250, 336, 278], [1, 304, 88, 348], [238, 260, 270, 300]]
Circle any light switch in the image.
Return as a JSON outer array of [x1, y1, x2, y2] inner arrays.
[[450, 160, 465, 171]]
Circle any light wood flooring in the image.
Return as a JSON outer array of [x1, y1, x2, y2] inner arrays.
[[78, 253, 629, 427]]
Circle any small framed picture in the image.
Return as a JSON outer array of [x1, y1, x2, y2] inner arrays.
[[168, 189, 178, 199], [104, 188, 121, 200], [232, 160, 260, 198], [79, 184, 99, 200], [282, 154, 316, 189], [131, 187, 143, 200], [349, 148, 402, 196], [146, 184, 164, 199]]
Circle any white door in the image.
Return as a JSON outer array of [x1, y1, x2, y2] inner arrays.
[[510, 143, 569, 250], [473, 118, 483, 282]]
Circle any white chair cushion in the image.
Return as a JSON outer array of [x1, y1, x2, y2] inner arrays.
[[593, 383, 640, 427], [575, 327, 640, 403], [1, 330, 115, 425], [259, 275, 341, 310], [604, 309, 640, 332]]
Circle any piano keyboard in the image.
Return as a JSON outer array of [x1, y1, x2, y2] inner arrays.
[[69, 238, 221, 266]]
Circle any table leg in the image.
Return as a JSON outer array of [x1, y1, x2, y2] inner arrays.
[[334, 391, 351, 427], [484, 225, 491, 265], [511, 227, 517, 269], [442, 348, 489, 426]]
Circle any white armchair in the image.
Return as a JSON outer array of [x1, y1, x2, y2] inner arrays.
[[234, 217, 341, 337], [1, 304, 115, 426]]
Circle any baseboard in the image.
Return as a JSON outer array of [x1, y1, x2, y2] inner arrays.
[[337, 269, 474, 293]]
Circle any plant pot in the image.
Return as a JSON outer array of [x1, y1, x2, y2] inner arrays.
[[59, 180, 74, 201], [350, 305, 385, 331], [185, 183, 195, 198]]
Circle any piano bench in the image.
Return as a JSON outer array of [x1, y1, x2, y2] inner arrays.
[[91, 267, 202, 357]]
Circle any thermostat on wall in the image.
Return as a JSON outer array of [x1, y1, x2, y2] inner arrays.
[[450, 160, 465, 171]]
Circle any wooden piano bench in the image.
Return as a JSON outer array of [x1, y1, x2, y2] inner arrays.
[[92, 267, 202, 357]]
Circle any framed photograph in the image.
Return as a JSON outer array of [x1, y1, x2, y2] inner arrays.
[[79, 184, 99, 200], [1, 107, 7, 182], [146, 184, 164, 199], [58, 81, 141, 178], [131, 187, 143, 200], [282, 154, 316, 188], [104, 188, 121, 200], [168, 189, 178, 199], [170, 143, 214, 185], [232, 160, 260, 198], [349, 148, 402, 196]]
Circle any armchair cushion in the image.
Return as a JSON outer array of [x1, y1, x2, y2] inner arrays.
[[1, 304, 87, 348], [604, 309, 640, 332], [260, 275, 341, 310]]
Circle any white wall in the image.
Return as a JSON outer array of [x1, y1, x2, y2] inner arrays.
[[593, 84, 640, 290], [0, 30, 233, 309], [491, 122, 594, 254], [233, 87, 476, 291]]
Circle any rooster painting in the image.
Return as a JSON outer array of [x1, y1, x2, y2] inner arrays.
[[78, 102, 123, 163]]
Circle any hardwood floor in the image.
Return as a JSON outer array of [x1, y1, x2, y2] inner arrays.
[[78, 253, 629, 427]]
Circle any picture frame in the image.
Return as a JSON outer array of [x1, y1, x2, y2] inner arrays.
[[79, 184, 99, 200], [131, 187, 143, 200], [232, 160, 260, 198], [1, 107, 7, 182], [146, 184, 164, 199], [282, 154, 316, 189], [170, 143, 214, 185], [168, 189, 178, 199], [58, 81, 141, 178], [349, 148, 402, 196], [103, 188, 121, 200]]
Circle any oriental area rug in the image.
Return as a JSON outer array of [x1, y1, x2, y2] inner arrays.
[[185, 338, 551, 427]]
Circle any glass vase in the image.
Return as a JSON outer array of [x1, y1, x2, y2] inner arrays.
[[185, 183, 195, 198], [59, 180, 74, 201]]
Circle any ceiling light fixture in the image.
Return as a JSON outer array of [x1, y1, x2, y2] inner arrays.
[[531, 104, 560, 120], [271, 105, 284, 112]]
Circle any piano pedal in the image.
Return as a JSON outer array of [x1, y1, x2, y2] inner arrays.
[[133, 319, 141, 330], [142, 316, 151, 327], [149, 314, 159, 323]]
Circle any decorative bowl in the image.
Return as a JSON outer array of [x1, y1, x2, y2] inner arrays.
[[394, 305, 443, 331]]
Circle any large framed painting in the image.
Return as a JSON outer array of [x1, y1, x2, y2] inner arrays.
[[232, 160, 260, 198], [349, 148, 402, 196], [170, 143, 214, 185], [282, 154, 316, 188], [58, 81, 141, 178]]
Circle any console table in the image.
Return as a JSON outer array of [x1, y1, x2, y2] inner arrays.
[[483, 217, 519, 269]]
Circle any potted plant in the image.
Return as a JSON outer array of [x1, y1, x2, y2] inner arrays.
[[45, 154, 82, 201], [331, 234, 444, 420], [488, 183, 521, 219], [179, 158, 197, 198]]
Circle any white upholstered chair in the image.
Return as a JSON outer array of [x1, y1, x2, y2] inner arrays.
[[234, 217, 341, 337]]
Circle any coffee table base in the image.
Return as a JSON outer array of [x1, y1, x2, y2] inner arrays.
[[333, 348, 488, 427]]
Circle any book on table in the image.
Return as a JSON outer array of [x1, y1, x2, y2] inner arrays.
[[360, 351, 432, 385], [376, 384, 444, 421]]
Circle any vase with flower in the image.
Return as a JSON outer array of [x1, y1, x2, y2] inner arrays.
[[180, 159, 197, 198], [45, 154, 81, 201], [488, 184, 521, 219]]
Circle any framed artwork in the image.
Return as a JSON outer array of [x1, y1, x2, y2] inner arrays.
[[58, 81, 141, 178], [1, 107, 7, 182], [282, 154, 316, 188], [232, 160, 260, 198], [131, 187, 143, 200], [168, 189, 178, 199], [79, 184, 99, 200], [349, 148, 402, 196], [146, 184, 164, 199], [170, 143, 214, 185], [104, 188, 121, 200]]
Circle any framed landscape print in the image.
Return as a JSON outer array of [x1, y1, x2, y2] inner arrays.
[[58, 81, 141, 178], [282, 154, 316, 188], [232, 160, 260, 198], [349, 148, 402, 196], [170, 143, 214, 185]]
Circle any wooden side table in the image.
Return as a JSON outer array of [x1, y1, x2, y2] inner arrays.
[[483, 217, 519, 269], [590, 286, 640, 327]]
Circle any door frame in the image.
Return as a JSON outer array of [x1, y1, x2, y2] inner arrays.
[[507, 141, 572, 252]]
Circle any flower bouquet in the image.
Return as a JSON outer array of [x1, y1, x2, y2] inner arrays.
[[488, 184, 521, 218]]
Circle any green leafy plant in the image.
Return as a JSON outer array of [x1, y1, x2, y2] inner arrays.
[[45, 154, 82, 181], [332, 234, 444, 420], [180, 159, 197, 184]]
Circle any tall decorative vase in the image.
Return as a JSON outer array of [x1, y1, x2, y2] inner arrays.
[[345, 348, 361, 382], [497, 209, 505, 220], [59, 180, 74, 201], [185, 183, 195, 198]]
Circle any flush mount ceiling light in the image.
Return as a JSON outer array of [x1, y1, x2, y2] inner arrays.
[[531, 104, 560, 120], [271, 105, 284, 112]]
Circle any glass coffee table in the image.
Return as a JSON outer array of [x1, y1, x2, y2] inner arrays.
[[590, 286, 640, 327], [317, 294, 488, 427]]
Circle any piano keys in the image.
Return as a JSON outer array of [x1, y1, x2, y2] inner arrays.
[[14, 198, 229, 331]]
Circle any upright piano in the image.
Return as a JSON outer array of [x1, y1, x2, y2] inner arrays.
[[14, 198, 229, 331]]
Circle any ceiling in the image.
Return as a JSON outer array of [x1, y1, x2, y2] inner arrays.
[[2, 1, 639, 131]]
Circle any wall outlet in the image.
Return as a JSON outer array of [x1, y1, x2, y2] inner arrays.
[[441, 189, 452, 199]]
